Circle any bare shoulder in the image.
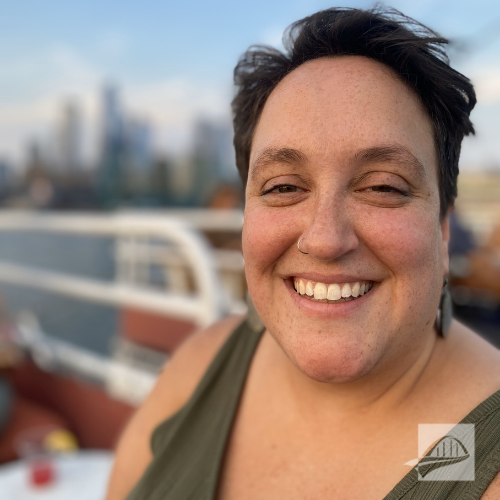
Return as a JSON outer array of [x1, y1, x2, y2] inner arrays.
[[105, 314, 244, 500], [439, 320, 500, 408], [449, 320, 500, 376], [444, 322, 500, 500], [131, 313, 244, 439], [151, 313, 245, 414]]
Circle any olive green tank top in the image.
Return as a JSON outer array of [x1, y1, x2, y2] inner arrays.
[[126, 315, 500, 500]]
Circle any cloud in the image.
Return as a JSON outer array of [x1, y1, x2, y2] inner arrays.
[[126, 78, 231, 124], [471, 68, 500, 104], [0, 37, 497, 171], [0, 41, 233, 166], [0, 44, 102, 165], [461, 100, 500, 169], [457, 62, 500, 170], [125, 78, 232, 156], [0, 44, 100, 103]]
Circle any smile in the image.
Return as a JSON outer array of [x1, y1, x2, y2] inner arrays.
[[293, 278, 373, 304]]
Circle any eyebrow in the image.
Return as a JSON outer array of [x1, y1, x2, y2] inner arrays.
[[353, 145, 428, 180], [249, 144, 428, 180], [250, 147, 308, 178]]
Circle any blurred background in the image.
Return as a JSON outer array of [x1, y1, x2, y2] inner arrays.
[[0, 0, 498, 211], [0, 0, 498, 495]]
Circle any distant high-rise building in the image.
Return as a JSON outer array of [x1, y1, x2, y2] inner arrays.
[[101, 85, 124, 151], [123, 118, 154, 198], [0, 159, 12, 196], [57, 101, 82, 172], [126, 119, 152, 172], [193, 119, 237, 181], [27, 140, 43, 167], [98, 84, 126, 205], [188, 118, 239, 205]]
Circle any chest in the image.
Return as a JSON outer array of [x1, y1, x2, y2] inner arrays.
[[216, 400, 418, 500]]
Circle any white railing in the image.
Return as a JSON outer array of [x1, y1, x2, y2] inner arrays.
[[0, 210, 246, 404], [0, 211, 245, 326], [16, 311, 157, 406]]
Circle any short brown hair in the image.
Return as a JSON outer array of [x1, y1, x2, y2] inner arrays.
[[232, 6, 476, 217]]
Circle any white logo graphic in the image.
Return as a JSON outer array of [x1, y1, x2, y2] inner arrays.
[[404, 424, 475, 481]]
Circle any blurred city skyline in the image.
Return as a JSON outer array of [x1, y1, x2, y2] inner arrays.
[[1, 0, 500, 173]]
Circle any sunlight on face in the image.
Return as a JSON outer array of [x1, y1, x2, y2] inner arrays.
[[243, 56, 449, 383]]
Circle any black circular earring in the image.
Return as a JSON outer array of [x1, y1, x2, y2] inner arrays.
[[436, 276, 452, 338]]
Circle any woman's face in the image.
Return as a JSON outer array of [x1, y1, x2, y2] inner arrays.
[[242, 56, 450, 384]]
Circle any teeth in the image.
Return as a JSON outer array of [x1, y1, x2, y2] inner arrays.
[[341, 283, 352, 298], [327, 283, 341, 301], [314, 282, 327, 300], [295, 278, 373, 303]]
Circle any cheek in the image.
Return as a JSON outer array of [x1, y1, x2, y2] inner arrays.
[[357, 204, 443, 314], [242, 205, 301, 275], [384, 224, 435, 269], [357, 201, 440, 270]]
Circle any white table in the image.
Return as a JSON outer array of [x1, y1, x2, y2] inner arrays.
[[0, 450, 114, 500]]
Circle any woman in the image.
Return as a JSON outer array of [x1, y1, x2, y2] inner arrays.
[[106, 7, 500, 500]]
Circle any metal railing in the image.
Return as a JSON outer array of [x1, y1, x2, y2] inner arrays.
[[0, 210, 246, 404], [0, 211, 245, 326]]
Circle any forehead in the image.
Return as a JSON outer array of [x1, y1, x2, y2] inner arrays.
[[249, 56, 437, 178]]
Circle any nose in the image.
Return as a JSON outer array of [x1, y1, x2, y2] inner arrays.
[[299, 197, 359, 261]]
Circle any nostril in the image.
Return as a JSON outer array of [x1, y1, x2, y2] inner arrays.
[[299, 227, 359, 262]]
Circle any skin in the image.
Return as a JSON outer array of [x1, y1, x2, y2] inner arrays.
[[243, 55, 445, 390], [106, 56, 500, 500], [217, 56, 500, 498]]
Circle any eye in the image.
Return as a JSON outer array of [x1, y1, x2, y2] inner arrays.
[[262, 184, 302, 195], [366, 185, 409, 196]]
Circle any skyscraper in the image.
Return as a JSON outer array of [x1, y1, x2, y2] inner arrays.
[[189, 118, 238, 204], [98, 85, 126, 205], [57, 101, 82, 173]]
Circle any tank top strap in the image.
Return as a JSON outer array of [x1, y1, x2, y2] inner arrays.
[[384, 390, 500, 500], [127, 311, 265, 500], [460, 391, 500, 499]]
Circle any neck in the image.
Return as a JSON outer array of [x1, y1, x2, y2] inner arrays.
[[266, 326, 446, 423]]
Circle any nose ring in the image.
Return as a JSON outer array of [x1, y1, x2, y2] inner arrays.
[[297, 237, 308, 254]]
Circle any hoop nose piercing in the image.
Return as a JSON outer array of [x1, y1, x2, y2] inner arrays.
[[297, 237, 308, 254]]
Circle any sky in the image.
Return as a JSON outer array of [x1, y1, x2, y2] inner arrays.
[[1, 0, 499, 171]]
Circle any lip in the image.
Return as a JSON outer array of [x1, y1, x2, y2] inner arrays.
[[284, 277, 375, 319]]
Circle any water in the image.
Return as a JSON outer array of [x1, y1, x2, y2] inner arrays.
[[0, 233, 118, 355]]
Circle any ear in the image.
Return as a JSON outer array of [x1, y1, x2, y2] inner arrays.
[[440, 208, 452, 276]]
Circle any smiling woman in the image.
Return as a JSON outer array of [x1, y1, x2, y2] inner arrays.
[[243, 54, 444, 385], [106, 7, 500, 500]]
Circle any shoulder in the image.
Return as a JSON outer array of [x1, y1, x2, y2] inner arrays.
[[104, 314, 244, 500], [445, 320, 500, 383], [437, 322, 500, 499], [152, 314, 245, 414], [455, 318, 500, 353], [431, 320, 500, 416]]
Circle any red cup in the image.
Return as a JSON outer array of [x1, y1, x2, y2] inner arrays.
[[15, 426, 59, 488], [29, 456, 55, 486]]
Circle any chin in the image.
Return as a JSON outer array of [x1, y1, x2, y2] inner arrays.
[[284, 336, 381, 384]]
